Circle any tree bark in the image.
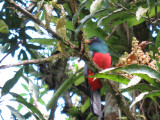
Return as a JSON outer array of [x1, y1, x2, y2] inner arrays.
[[48, 101, 57, 120]]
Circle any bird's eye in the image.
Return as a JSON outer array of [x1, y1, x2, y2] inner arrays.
[[89, 36, 99, 43], [92, 36, 98, 41]]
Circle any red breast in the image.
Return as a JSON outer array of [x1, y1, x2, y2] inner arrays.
[[88, 53, 111, 91]]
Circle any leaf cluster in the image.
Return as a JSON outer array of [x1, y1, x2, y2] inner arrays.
[[0, 0, 160, 119]]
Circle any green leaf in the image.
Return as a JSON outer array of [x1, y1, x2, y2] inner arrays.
[[97, 1, 156, 27], [85, 20, 106, 38], [20, 93, 28, 96], [86, 112, 95, 120], [1, 68, 23, 96], [24, 64, 29, 74], [74, 8, 106, 39], [29, 38, 56, 46], [21, 49, 28, 60], [1, 43, 10, 53], [17, 104, 23, 111], [21, 75, 29, 83], [126, 16, 145, 27], [26, 48, 38, 59], [38, 98, 46, 105], [25, 44, 44, 50], [40, 88, 48, 97], [24, 112, 32, 119], [18, 49, 23, 60], [121, 83, 158, 93], [29, 96, 34, 104], [133, 73, 160, 88], [97, 8, 125, 26], [89, 74, 130, 85], [155, 30, 160, 52], [145, 90, 160, 98], [6, 105, 25, 120], [47, 70, 82, 110], [130, 90, 160, 108], [80, 98, 90, 113], [21, 83, 29, 92], [120, 64, 160, 81], [0, 19, 9, 34], [74, 74, 85, 86], [10, 92, 44, 120], [156, 61, 160, 73], [100, 86, 107, 96], [72, 0, 90, 24]]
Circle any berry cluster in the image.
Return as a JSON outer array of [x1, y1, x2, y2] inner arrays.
[[117, 37, 160, 78], [117, 37, 156, 69]]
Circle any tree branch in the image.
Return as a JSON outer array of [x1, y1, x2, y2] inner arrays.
[[69, 0, 85, 56], [102, 79, 136, 120], [48, 101, 57, 120], [105, 26, 119, 41], [0, 53, 70, 69], [5, 0, 77, 50]]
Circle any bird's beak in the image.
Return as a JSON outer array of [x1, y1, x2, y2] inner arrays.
[[85, 40, 91, 44]]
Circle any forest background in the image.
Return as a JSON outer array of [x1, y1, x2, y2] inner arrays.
[[1, 0, 160, 120]]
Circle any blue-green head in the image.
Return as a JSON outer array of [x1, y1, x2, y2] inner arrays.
[[87, 36, 109, 54]]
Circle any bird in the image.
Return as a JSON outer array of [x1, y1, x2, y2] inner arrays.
[[83, 36, 111, 117]]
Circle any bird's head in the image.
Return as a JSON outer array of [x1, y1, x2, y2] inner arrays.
[[85, 36, 109, 53], [85, 36, 105, 45]]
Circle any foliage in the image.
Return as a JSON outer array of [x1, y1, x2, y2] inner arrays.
[[91, 63, 160, 118], [0, 0, 160, 120]]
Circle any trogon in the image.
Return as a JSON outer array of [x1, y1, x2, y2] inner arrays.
[[83, 36, 111, 117]]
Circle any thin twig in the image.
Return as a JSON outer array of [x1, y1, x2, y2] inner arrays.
[[155, 0, 158, 19], [0, 113, 4, 120], [0, 53, 70, 69], [102, 95, 112, 114], [105, 26, 119, 41]]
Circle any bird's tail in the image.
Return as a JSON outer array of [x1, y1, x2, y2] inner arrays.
[[90, 90, 103, 118]]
